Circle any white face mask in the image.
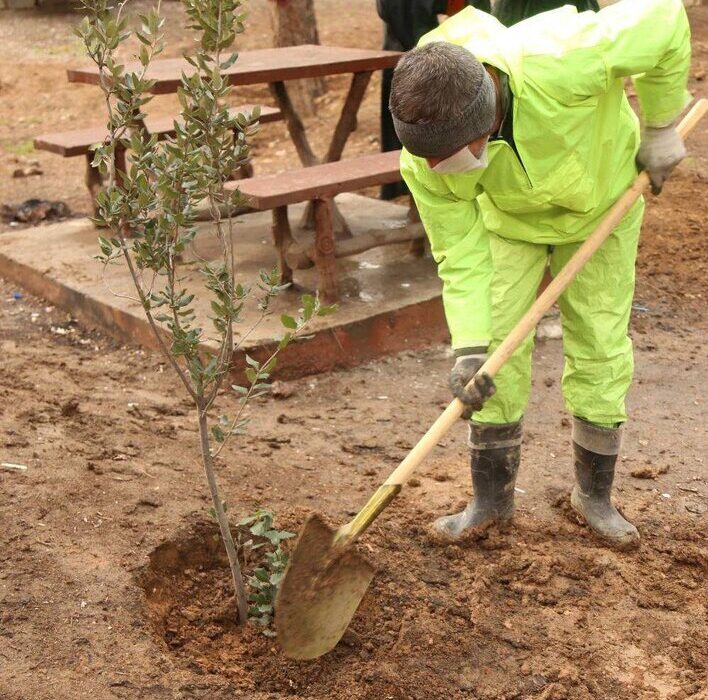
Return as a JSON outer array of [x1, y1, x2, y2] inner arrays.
[[432, 142, 489, 174]]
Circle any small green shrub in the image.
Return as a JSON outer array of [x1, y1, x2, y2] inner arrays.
[[238, 509, 294, 634]]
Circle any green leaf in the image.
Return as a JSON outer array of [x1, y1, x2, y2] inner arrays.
[[211, 425, 225, 442], [280, 314, 297, 330], [138, 44, 150, 67], [97, 236, 112, 256], [318, 304, 337, 317], [253, 567, 269, 583], [220, 52, 239, 71]]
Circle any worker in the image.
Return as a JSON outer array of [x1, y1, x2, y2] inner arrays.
[[493, 0, 599, 28], [493, 0, 601, 292], [390, 0, 691, 546], [377, 0, 491, 200]]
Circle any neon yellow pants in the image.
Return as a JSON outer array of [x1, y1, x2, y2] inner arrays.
[[474, 199, 644, 427]]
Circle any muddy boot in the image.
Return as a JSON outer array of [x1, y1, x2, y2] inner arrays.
[[570, 418, 639, 548], [433, 421, 522, 539]]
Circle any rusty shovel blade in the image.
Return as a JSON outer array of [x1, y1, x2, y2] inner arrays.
[[275, 513, 375, 660]]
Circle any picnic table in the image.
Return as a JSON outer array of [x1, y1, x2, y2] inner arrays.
[[65, 45, 412, 301], [68, 44, 400, 171]]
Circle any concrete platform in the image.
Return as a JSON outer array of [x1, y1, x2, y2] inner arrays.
[[0, 194, 449, 378]]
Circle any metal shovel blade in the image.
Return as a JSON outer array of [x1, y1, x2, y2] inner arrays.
[[276, 513, 375, 660]]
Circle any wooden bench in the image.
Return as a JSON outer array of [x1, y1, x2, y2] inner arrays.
[[226, 150, 424, 302], [34, 105, 283, 212]]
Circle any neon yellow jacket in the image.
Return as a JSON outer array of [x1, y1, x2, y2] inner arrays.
[[400, 0, 691, 349]]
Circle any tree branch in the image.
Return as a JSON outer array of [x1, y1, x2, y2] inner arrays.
[[118, 236, 198, 400]]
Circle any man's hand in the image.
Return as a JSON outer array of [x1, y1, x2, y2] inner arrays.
[[636, 125, 686, 195], [449, 349, 496, 419]]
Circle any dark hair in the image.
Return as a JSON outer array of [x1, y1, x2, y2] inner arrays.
[[390, 42, 488, 124]]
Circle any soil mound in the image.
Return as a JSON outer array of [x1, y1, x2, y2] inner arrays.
[[136, 510, 707, 699]]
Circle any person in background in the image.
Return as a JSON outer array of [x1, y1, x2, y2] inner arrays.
[[378, 1, 491, 201], [493, 0, 598, 27]]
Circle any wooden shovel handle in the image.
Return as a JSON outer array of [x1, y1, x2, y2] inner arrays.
[[339, 98, 707, 543]]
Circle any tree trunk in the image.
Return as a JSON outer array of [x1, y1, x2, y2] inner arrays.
[[196, 403, 250, 625], [269, 0, 326, 116]]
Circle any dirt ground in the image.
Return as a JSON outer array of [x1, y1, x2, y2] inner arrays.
[[1, 2, 707, 700]]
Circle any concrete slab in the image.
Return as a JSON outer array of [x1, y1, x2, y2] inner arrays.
[[0, 194, 449, 378]]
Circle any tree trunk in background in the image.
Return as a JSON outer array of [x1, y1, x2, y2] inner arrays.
[[269, 0, 327, 117]]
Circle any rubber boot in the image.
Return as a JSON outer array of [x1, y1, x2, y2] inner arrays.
[[570, 417, 640, 548], [433, 421, 522, 539]]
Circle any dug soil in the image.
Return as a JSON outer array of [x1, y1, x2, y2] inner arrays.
[[1, 3, 707, 700], [1, 272, 706, 700]]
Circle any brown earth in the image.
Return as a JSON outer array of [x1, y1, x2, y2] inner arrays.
[[1, 3, 707, 700], [1, 272, 706, 700]]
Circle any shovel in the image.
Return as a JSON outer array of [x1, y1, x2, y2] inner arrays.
[[275, 98, 708, 661]]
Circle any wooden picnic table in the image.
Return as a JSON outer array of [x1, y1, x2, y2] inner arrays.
[[68, 44, 409, 298], [68, 44, 400, 178], [69, 44, 400, 93]]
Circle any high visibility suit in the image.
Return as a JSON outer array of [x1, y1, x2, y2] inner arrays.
[[400, 0, 692, 427]]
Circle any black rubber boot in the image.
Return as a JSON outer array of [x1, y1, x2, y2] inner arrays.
[[433, 421, 522, 539], [570, 418, 639, 548]]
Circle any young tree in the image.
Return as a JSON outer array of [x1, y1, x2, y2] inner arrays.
[[75, 0, 333, 625], [268, 0, 326, 116]]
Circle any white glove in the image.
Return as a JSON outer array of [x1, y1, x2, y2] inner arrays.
[[636, 125, 686, 195]]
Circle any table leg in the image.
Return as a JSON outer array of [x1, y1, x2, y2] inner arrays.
[[313, 198, 338, 303], [270, 79, 356, 239], [272, 206, 294, 285], [302, 194, 352, 240], [300, 71, 373, 236], [324, 71, 372, 163], [269, 80, 319, 167]]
